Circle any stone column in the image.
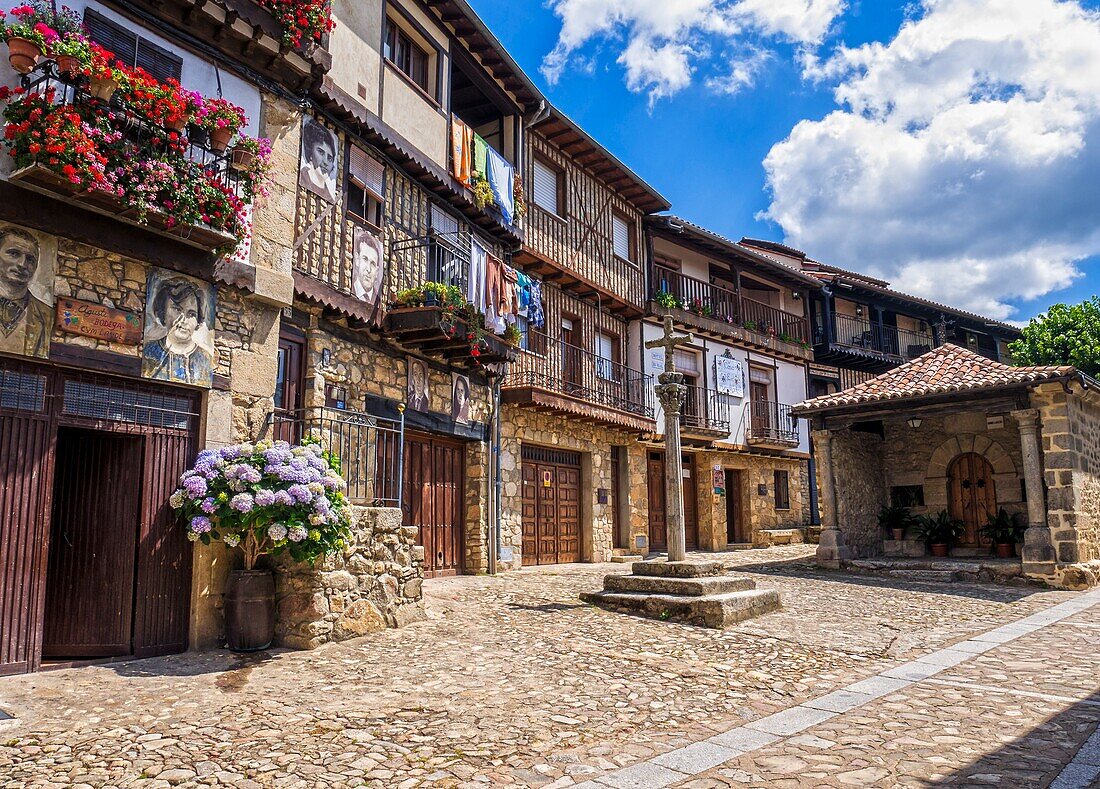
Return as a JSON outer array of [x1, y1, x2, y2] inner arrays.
[[813, 429, 850, 568], [1013, 408, 1055, 574], [656, 372, 689, 562]]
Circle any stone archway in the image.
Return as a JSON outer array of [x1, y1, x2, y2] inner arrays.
[[925, 435, 1018, 517]]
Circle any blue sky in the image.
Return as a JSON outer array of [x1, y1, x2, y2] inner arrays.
[[470, 0, 1100, 323]]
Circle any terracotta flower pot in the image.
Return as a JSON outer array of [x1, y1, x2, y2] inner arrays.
[[995, 542, 1015, 559], [7, 37, 43, 74], [54, 54, 81, 77], [224, 569, 275, 652], [930, 543, 949, 557], [891, 528, 906, 541], [88, 75, 119, 101], [165, 115, 188, 133], [209, 127, 234, 153], [230, 144, 255, 172]]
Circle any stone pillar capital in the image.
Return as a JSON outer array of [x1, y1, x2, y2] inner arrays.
[[1012, 408, 1041, 430]]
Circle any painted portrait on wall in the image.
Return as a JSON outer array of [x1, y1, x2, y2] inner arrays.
[[0, 223, 55, 359], [299, 117, 338, 204], [351, 226, 385, 309], [452, 372, 471, 425], [407, 357, 429, 413], [142, 268, 216, 387]]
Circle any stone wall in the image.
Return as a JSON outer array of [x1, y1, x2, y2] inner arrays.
[[274, 507, 426, 649], [830, 429, 887, 558], [1032, 382, 1100, 588], [692, 451, 809, 551], [496, 407, 647, 569]]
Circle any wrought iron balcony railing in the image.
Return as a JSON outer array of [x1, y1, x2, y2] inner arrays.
[[679, 385, 734, 435], [823, 314, 935, 360], [745, 400, 800, 446]]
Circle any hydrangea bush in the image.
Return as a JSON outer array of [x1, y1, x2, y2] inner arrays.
[[170, 439, 352, 570]]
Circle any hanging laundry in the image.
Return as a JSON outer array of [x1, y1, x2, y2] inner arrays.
[[515, 271, 532, 316], [528, 278, 545, 328], [468, 239, 488, 313], [500, 265, 520, 324], [450, 116, 473, 187], [483, 254, 507, 333], [472, 134, 489, 182], [485, 145, 515, 225]]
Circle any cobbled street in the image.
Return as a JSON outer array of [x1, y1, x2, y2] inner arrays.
[[1, 546, 1098, 788]]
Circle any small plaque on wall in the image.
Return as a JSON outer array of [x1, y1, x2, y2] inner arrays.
[[55, 297, 142, 344]]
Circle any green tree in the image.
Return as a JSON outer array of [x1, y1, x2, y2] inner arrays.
[[1009, 298, 1100, 376]]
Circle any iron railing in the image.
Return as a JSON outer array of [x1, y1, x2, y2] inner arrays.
[[508, 332, 653, 417], [824, 314, 934, 360], [650, 264, 809, 344], [679, 385, 734, 434], [271, 406, 405, 507], [746, 400, 800, 446]]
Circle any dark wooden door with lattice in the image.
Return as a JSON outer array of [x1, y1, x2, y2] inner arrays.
[[521, 446, 581, 565]]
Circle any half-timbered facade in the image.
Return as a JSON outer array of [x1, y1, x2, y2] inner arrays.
[[638, 218, 821, 550]]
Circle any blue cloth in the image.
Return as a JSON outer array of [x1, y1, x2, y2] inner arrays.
[[485, 145, 515, 225], [516, 271, 532, 315], [528, 278, 545, 328]]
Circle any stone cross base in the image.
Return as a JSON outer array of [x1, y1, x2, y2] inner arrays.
[[581, 559, 781, 629]]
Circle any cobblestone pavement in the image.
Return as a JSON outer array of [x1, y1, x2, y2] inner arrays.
[[0, 546, 1096, 788]]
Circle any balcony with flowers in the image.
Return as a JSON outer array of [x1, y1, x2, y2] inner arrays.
[[0, 4, 272, 255]]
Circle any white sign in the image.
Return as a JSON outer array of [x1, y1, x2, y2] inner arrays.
[[715, 355, 745, 398], [650, 348, 665, 375]]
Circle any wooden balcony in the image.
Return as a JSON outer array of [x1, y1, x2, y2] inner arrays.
[[383, 307, 517, 368], [503, 333, 655, 431], [649, 264, 812, 361], [745, 401, 800, 449]]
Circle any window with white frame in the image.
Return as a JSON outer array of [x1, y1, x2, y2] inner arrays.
[[612, 212, 633, 262], [532, 157, 562, 216]]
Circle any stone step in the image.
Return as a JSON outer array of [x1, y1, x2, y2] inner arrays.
[[610, 555, 645, 563], [631, 559, 725, 579], [604, 573, 758, 597], [886, 569, 958, 582], [581, 588, 781, 629]]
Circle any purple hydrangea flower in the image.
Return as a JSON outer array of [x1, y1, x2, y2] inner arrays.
[[200, 498, 217, 514], [289, 457, 308, 471], [254, 489, 276, 507], [183, 476, 208, 498], [287, 525, 308, 542], [268, 523, 288, 541], [239, 466, 262, 484], [229, 493, 254, 513], [274, 490, 294, 506], [287, 484, 312, 504], [190, 516, 213, 534]]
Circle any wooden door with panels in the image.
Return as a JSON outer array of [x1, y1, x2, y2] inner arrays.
[[948, 453, 997, 548], [521, 446, 581, 565]]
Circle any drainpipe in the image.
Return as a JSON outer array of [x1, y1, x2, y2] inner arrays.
[[489, 372, 504, 575]]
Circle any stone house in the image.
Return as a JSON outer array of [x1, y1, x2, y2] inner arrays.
[[793, 344, 1100, 589], [638, 218, 821, 550]]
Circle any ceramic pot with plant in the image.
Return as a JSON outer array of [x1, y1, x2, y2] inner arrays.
[[170, 439, 352, 652], [878, 503, 915, 542], [48, 30, 90, 77], [84, 41, 120, 100], [916, 511, 965, 557], [198, 96, 247, 152], [981, 508, 1025, 559], [2, 5, 50, 74]]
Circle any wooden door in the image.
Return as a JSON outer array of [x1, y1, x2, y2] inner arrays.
[[404, 434, 465, 577], [750, 380, 770, 436], [948, 453, 997, 547], [521, 448, 581, 565], [725, 469, 746, 544], [273, 331, 305, 444], [0, 364, 56, 675], [646, 453, 699, 552], [44, 429, 143, 659], [610, 452, 625, 549], [561, 318, 581, 388]]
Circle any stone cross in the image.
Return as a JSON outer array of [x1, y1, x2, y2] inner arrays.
[[645, 314, 695, 562]]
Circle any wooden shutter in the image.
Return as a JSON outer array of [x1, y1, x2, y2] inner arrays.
[[532, 158, 559, 214], [349, 146, 385, 200], [431, 205, 459, 236], [84, 9, 182, 83], [612, 214, 632, 261]]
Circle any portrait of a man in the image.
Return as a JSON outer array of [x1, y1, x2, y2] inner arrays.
[[0, 224, 53, 359], [452, 372, 471, 425], [299, 117, 338, 204], [407, 357, 429, 413], [352, 226, 385, 309], [142, 269, 216, 387]]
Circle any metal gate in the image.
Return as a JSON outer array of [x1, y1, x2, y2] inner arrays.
[[0, 358, 199, 674], [521, 445, 581, 566]]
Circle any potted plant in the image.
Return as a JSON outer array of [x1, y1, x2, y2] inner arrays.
[[197, 96, 247, 152], [170, 439, 352, 651], [48, 30, 89, 77], [470, 173, 495, 211], [1, 4, 51, 73], [84, 41, 120, 100], [654, 289, 681, 310], [502, 322, 521, 347], [916, 511, 965, 557], [981, 508, 1025, 558], [878, 503, 915, 542]]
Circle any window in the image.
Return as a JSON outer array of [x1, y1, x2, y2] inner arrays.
[[84, 9, 183, 84], [346, 145, 385, 228], [595, 332, 618, 380], [774, 470, 790, 510], [532, 157, 563, 215], [612, 213, 633, 262], [384, 17, 430, 94]]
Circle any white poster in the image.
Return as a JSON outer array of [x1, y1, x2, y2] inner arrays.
[[715, 355, 745, 398], [650, 348, 665, 375]]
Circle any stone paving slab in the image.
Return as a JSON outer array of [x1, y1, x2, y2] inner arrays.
[[0, 546, 1084, 787]]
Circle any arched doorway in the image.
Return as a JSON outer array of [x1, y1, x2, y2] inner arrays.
[[948, 453, 997, 548]]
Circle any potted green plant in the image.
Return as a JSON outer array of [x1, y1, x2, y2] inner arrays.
[[1, 4, 50, 73], [878, 503, 915, 542], [170, 439, 352, 651], [654, 289, 681, 310], [197, 96, 247, 152], [981, 508, 1025, 558], [48, 30, 90, 77], [502, 322, 521, 347], [916, 511, 965, 557]]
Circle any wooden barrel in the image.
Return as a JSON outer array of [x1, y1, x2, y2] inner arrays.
[[225, 570, 275, 652]]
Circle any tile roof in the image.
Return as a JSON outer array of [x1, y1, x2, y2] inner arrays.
[[792, 344, 1074, 415]]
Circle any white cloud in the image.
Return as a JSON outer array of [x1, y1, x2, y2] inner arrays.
[[762, 0, 1100, 319], [540, 0, 845, 102]]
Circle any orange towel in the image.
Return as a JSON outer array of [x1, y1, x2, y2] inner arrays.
[[450, 116, 473, 187]]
